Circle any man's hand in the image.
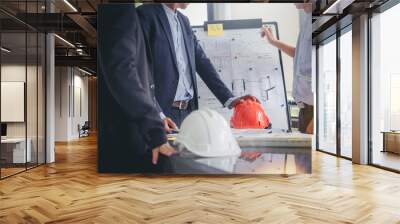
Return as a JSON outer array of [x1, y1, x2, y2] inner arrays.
[[163, 117, 178, 133], [152, 143, 177, 165], [260, 26, 277, 45], [230, 95, 260, 108], [261, 26, 295, 57], [306, 118, 314, 134], [240, 151, 262, 162]]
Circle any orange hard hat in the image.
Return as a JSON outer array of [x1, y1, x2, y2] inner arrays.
[[230, 100, 270, 129]]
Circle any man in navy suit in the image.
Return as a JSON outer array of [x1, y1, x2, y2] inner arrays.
[[137, 3, 258, 128], [97, 4, 176, 173]]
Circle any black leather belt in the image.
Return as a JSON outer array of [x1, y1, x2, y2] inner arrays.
[[172, 100, 190, 110]]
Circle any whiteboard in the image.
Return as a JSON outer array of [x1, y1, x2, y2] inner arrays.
[[1, 82, 25, 122], [193, 19, 291, 131]]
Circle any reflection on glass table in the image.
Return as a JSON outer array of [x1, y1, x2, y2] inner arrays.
[[166, 146, 311, 175]]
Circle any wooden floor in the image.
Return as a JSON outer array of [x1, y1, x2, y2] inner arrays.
[[1, 167, 26, 178], [1, 135, 400, 224]]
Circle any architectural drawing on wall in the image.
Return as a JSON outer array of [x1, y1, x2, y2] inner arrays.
[[193, 19, 290, 131]]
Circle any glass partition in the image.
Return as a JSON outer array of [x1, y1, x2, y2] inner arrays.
[[1, 30, 28, 177], [0, 1, 46, 179]]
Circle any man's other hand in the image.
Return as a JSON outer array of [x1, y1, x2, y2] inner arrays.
[[163, 117, 178, 133], [152, 143, 177, 165], [230, 95, 260, 108], [306, 118, 314, 134]]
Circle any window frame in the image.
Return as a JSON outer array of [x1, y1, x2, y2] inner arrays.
[[315, 23, 353, 161]]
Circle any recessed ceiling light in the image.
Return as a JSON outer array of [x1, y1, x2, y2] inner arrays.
[[1, 47, 11, 53], [54, 34, 75, 48], [63, 0, 78, 12], [322, 0, 354, 15], [78, 67, 92, 76]]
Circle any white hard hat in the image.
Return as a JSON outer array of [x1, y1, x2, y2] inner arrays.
[[176, 109, 241, 157]]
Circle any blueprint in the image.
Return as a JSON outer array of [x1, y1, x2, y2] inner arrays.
[[193, 20, 290, 131]]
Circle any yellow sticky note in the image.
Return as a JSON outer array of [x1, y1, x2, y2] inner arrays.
[[207, 24, 224, 36]]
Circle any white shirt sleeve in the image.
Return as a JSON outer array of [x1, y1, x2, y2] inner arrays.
[[224, 96, 241, 109], [160, 112, 166, 120]]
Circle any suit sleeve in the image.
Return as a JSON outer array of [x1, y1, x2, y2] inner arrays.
[[137, 6, 164, 116], [98, 5, 166, 149], [192, 27, 234, 105]]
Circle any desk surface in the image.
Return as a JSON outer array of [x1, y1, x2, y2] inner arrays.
[[164, 130, 312, 175], [381, 131, 400, 134], [1, 138, 27, 143]]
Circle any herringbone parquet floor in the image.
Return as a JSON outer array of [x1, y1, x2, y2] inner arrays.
[[1, 135, 400, 224]]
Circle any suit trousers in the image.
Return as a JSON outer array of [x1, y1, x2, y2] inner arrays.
[[169, 101, 195, 127]]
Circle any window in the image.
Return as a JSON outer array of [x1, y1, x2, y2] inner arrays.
[[317, 36, 337, 154], [339, 28, 352, 158], [179, 3, 208, 26], [370, 3, 400, 171]]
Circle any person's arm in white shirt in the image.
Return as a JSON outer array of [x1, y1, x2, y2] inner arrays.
[[261, 26, 295, 58]]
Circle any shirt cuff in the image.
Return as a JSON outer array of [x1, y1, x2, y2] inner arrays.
[[147, 129, 168, 150], [224, 96, 240, 109], [159, 112, 166, 120]]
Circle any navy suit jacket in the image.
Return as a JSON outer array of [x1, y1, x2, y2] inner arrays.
[[97, 4, 168, 172], [137, 4, 234, 116]]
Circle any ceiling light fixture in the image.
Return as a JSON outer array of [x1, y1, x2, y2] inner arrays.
[[323, 0, 342, 14], [322, 0, 354, 15], [63, 0, 78, 12], [78, 67, 92, 76], [1, 47, 11, 53], [54, 34, 75, 48]]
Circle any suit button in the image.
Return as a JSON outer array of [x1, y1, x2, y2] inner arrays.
[[150, 84, 155, 89]]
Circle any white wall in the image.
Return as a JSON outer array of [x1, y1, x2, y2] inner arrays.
[[55, 67, 68, 141], [55, 67, 89, 141], [229, 3, 300, 96], [181, 3, 208, 26], [72, 73, 89, 138]]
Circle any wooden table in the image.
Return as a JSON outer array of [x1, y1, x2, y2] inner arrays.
[[381, 131, 400, 154]]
